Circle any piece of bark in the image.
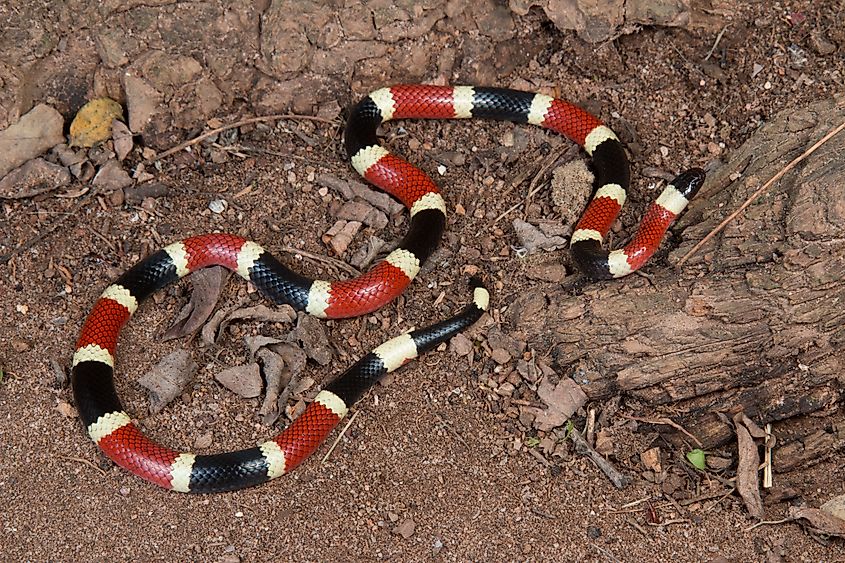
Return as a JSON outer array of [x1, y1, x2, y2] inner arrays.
[[202, 303, 296, 345], [734, 413, 764, 519], [774, 423, 845, 473], [137, 349, 198, 413], [666, 383, 840, 451]]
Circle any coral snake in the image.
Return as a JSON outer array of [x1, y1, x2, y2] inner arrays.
[[71, 85, 705, 492]]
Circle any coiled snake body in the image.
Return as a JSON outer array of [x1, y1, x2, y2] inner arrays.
[[71, 85, 705, 492]]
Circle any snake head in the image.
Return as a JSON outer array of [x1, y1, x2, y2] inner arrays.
[[670, 168, 707, 199]]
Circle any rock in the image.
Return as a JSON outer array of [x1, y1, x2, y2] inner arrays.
[[490, 347, 512, 365], [123, 73, 162, 135], [640, 447, 662, 472], [124, 182, 169, 204], [194, 432, 213, 450], [513, 219, 567, 252], [0, 104, 65, 179], [92, 159, 133, 191], [821, 495, 845, 522], [392, 518, 416, 539], [525, 262, 568, 283], [522, 0, 693, 43], [215, 363, 263, 398], [449, 333, 473, 357], [0, 158, 70, 199]]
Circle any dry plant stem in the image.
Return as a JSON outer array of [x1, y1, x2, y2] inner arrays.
[[280, 245, 361, 276], [570, 428, 631, 489], [704, 25, 730, 60], [744, 517, 792, 532], [59, 454, 106, 476], [678, 118, 845, 267], [621, 414, 703, 448], [321, 409, 361, 464], [147, 114, 337, 164]]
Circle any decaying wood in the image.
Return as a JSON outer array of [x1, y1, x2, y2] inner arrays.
[[774, 423, 845, 473], [507, 96, 845, 470]]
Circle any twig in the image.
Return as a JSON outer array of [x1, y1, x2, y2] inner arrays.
[[744, 517, 793, 532], [321, 409, 361, 464], [280, 245, 361, 276], [146, 114, 338, 164], [0, 194, 94, 266], [59, 454, 106, 476], [677, 118, 845, 267], [433, 411, 469, 448], [493, 181, 547, 225], [570, 428, 631, 489], [703, 487, 736, 512], [627, 518, 650, 538], [621, 414, 703, 448], [648, 518, 689, 527], [704, 25, 729, 61]]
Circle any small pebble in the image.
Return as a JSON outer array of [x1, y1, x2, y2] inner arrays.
[[393, 518, 416, 538], [209, 199, 227, 213]]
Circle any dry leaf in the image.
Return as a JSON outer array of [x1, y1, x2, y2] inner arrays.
[[522, 376, 588, 432], [69, 98, 124, 147], [137, 349, 198, 413], [734, 413, 764, 519], [789, 506, 845, 537], [215, 363, 262, 398], [163, 266, 229, 341]]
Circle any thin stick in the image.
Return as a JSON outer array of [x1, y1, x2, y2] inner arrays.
[[321, 409, 361, 464], [146, 114, 337, 164], [704, 25, 729, 61], [493, 181, 547, 225], [621, 414, 703, 448], [0, 194, 93, 266], [744, 517, 792, 532], [280, 245, 361, 276], [59, 454, 107, 476], [677, 118, 845, 267], [570, 428, 631, 489]]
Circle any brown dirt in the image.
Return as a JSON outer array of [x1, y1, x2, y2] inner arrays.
[[1, 2, 844, 561]]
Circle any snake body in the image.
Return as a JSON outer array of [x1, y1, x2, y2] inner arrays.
[[71, 85, 705, 492]]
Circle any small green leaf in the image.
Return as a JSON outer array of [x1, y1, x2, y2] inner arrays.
[[525, 436, 541, 448], [686, 448, 707, 470]]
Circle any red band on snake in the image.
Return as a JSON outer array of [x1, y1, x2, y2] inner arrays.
[[71, 85, 705, 492]]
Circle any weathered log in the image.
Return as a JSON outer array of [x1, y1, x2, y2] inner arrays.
[[507, 95, 845, 468], [774, 423, 845, 473]]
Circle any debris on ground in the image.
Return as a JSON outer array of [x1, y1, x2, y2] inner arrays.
[[137, 349, 198, 413]]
